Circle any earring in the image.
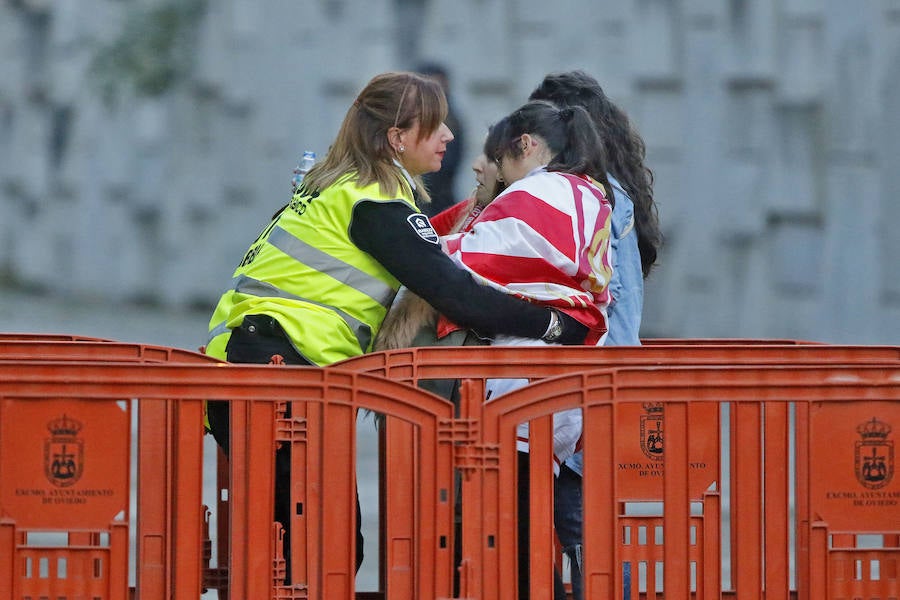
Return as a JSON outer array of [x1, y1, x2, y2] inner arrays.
[[399, 145, 406, 153]]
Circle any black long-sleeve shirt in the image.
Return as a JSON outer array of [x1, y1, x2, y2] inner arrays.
[[349, 199, 587, 345]]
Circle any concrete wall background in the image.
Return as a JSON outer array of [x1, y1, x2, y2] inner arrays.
[[1, 0, 898, 344]]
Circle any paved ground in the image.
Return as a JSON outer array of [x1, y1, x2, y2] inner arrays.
[[0, 288, 382, 593]]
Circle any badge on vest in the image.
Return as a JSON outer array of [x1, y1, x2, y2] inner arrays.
[[407, 214, 439, 244]]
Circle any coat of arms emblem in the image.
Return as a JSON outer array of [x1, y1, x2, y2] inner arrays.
[[640, 403, 665, 461], [855, 417, 893, 490], [44, 414, 84, 487]]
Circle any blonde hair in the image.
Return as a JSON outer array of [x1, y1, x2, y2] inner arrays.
[[303, 72, 448, 203]]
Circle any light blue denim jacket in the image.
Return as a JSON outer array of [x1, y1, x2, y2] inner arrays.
[[566, 174, 643, 475]]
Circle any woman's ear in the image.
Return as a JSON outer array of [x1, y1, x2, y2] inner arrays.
[[387, 127, 403, 154], [520, 133, 539, 156], [522, 134, 551, 164]]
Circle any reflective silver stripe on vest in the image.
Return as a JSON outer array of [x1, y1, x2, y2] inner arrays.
[[232, 274, 373, 352], [268, 226, 396, 309], [208, 320, 230, 344]]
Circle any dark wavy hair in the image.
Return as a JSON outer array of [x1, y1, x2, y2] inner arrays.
[[483, 100, 612, 197], [530, 71, 661, 277]]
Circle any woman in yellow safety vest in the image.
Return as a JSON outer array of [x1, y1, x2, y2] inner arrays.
[[204, 71, 589, 583]]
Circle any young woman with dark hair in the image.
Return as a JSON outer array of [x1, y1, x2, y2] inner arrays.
[[444, 100, 614, 350], [530, 70, 663, 600], [441, 100, 616, 600]]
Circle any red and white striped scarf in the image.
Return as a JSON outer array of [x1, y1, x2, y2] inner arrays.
[[441, 170, 613, 345]]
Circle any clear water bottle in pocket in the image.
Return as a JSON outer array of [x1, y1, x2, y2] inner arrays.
[[291, 150, 317, 192]]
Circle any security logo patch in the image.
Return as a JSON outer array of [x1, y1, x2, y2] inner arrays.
[[407, 213, 439, 244]]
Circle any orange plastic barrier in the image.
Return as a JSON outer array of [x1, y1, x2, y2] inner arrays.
[[641, 337, 819, 345], [471, 364, 898, 600], [335, 344, 900, 598], [0, 361, 459, 600], [0, 333, 115, 342], [0, 341, 897, 600], [0, 339, 216, 363], [0, 338, 222, 600]]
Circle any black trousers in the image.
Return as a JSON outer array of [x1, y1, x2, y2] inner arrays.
[[206, 314, 365, 582]]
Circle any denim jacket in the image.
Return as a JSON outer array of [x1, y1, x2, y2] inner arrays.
[[604, 175, 643, 346]]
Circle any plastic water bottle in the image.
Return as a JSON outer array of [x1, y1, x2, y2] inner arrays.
[[291, 150, 316, 192]]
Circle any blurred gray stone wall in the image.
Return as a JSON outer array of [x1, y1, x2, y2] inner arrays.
[[1, 0, 898, 344]]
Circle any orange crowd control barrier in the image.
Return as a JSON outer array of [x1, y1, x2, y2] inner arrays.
[[0, 333, 115, 342], [333, 344, 899, 599], [0, 336, 224, 600], [0, 338, 897, 600]]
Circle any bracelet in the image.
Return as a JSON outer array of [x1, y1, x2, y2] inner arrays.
[[541, 309, 564, 343]]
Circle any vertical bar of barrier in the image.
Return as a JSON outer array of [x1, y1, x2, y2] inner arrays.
[[303, 395, 325, 596], [702, 488, 722, 600], [527, 414, 555, 599], [137, 396, 205, 597], [288, 399, 309, 590], [432, 416, 456, 598], [225, 397, 248, 599], [794, 402, 811, 600], [0, 519, 14, 599], [832, 547, 852, 599], [381, 351, 416, 597], [764, 402, 790, 599], [663, 400, 691, 598], [110, 521, 130, 600], [136, 398, 170, 600], [416, 412, 441, 600], [836, 546, 855, 598], [808, 522, 829, 599], [830, 531, 856, 600], [732, 401, 763, 598], [494, 416, 519, 600], [227, 397, 278, 598], [582, 388, 616, 600], [319, 398, 356, 600], [214, 445, 230, 599], [699, 400, 722, 600], [384, 417, 416, 599], [377, 425, 387, 595], [172, 398, 205, 597], [457, 379, 492, 600], [248, 398, 279, 597]]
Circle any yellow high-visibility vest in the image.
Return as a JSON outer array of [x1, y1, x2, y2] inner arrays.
[[206, 174, 416, 366]]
